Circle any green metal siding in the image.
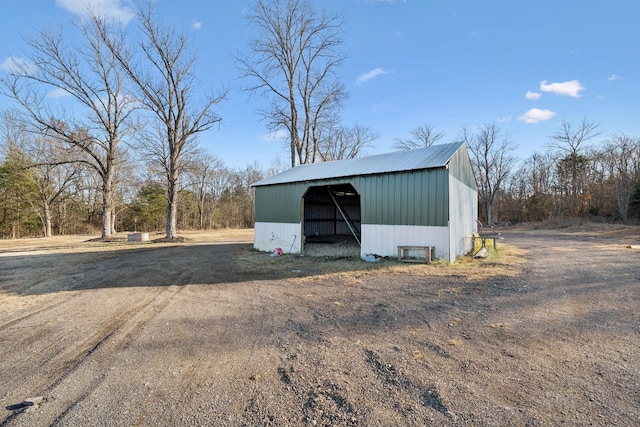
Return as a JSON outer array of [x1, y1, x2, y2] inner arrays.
[[254, 168, 450, 227], [254, 182, 305, 223]]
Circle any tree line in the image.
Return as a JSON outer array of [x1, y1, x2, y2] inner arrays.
[[0, 1, 226, 240], [0, 0, 380, 240], [0, 117, 270, 238], [3, 110, 638, 239], [389, 120, 640, 227], [1, 0, 638, 239], [465, 120, 640, 227]]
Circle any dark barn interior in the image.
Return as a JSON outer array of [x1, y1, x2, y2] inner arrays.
[[302, 184, 361, 248]]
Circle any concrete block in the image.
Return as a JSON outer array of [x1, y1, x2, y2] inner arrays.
[[128, 232, 149, 242]]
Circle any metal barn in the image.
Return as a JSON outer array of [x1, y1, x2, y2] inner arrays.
[[251, 141, 478, 263]]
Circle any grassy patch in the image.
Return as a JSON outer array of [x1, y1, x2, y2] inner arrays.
[[237, 243, 526, 283]]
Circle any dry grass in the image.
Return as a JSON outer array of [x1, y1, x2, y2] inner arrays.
[[0, 229, 254, 255], [238, 241, 527, 284], [1, 228, 526, 285], [511, 219, 639, 237]]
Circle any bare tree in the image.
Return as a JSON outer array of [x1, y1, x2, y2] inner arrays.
[[548, 118, 602, 155], [600, 134, 640, 222], [548, 118, 602, 216], [265, 155, 290, 177], [466, 124, 517, 226], [102, 1, 227, 239], [393, 123, 444, 151], [0, 113, 83, 237], [183, 154, 225, 230], [318, 124, 377, 161], [505, 152, 558, 222], [236, 0, 347, 167], [0, 12, 137, 239]]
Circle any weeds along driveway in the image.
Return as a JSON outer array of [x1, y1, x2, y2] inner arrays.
[[0, 228, 639, 426]]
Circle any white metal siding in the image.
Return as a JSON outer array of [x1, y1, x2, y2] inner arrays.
[[254, 222, 302, 253], [360, 224, 450, 260], [448, 175, 478, 262]]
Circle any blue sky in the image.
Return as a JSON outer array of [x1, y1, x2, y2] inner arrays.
[[1, 0, 639, 169]]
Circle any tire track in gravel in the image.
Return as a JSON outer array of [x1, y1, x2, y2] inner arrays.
[[127, 282, 278, 427], [46, 285, 186, 427], [0, 296, 75, 331], [237, 284, 287, 425], [1, 285, 184, 427]]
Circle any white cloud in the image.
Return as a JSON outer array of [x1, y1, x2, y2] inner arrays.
[[356, 68, 390, 85], [192, 21, 203, 30], [608, 74, 620, 81], [518, 108, 556, 124], [0, 57, 34, 75], [262, 129, 288, 141], [55, 0, 135, 25], [525, 91, 541, 100], [47, 88, 71, 99], [496, 116, 512, 123], [539, 80, 585, 98]]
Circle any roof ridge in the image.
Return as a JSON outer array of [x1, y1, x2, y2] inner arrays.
[[252, 141, 465, 187]]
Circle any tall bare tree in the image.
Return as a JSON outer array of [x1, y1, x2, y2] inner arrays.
[[102, 1, 227, 239], [548, 118, 602, 155], [466, 123, 517, 226], [0, 12, 137, 239], [548, 118, 602, 216], [393, 123, 444, 151], [236, 0, 347, 167]]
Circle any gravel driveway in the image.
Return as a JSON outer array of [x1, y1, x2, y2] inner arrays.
[[1, 227, 639, 426]]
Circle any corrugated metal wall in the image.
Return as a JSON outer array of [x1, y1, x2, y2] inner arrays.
[[254, 183, 303, 223], [355, 168, 448, 226], [254, 168, 450, 227], [448, 174, 478, 262], [361, 224, 450, 259], [304, 203, 335, 236]]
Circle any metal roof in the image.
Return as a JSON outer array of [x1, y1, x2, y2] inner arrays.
[[252, 141, 465, 187]]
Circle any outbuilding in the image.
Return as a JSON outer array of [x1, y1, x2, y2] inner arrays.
[[251, 141, 478, 263]]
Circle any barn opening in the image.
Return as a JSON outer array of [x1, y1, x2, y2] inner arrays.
[[302, 184, 361, 256]]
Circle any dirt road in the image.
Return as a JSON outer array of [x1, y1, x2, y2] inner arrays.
[[1, 227, 639, 426]]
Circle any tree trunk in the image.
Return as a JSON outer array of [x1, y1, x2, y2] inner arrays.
[[166, 177, 179, 239], [486, 201, 494, 227], [110, 210, 117, 235], [102, 177, 113, 239], [58, 202, 66, 235], [198, 200, 205, 230], [616, 188, 631, 223], [102, 205, 112, 239], [43, 199, 52, 238]]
